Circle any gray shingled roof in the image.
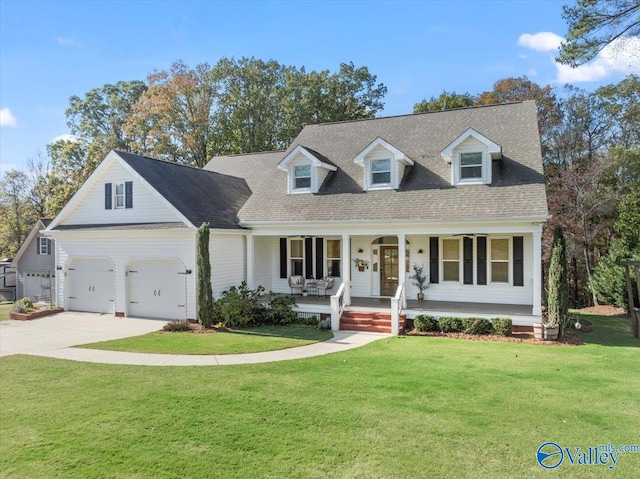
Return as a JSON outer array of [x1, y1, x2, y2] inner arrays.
[[204, 101, 548, 224], [116, 151, 251, 229]]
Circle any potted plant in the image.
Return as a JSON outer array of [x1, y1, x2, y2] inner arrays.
[[543, 318, 560, 341], [533, 322, 544, 340], [302, 289, 309, 297], [353, 258, 369, 272], [409, 264, 429, 300]]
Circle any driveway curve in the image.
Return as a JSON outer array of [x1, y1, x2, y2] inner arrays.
[[0, 312, 388, 366]]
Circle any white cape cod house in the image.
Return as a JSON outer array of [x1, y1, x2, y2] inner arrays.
[[46, 101, 549, 333]]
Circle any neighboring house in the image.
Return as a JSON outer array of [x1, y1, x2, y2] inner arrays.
[[0, 258, 17, 301], [46, 101, 549, 332], [11, 219, 55, 302]]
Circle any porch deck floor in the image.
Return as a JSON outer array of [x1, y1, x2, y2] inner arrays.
[[289, 294, 533, 316]]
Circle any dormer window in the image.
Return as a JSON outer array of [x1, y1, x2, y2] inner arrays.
[[294, 165, 312, 190], [371, 159, 391, 185], [114, 183, 125, 209], [460, 152, 483, 180], [441, 128, 502, 186], [278, 145, 337, 194], [354, 137, 413, 191]]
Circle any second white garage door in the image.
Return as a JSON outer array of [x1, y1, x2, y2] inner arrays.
[[128, 259, 186, 320]]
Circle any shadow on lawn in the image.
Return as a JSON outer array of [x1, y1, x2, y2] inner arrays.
[[228, 326, 332, 341], [575, 313, 639, 348]]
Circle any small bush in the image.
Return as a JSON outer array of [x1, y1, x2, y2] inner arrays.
[[492, 317, 512, 336], [413, 314, 439, 332], [296, 315, 319, 327], [318, 317, 331, 330], [461, 317, 493, 335], [163, 320, 192, 332], [215, 282, 265, 327], [266, 295, 298, 325], [12, 297, 34, 313], [438, 316, 464, 333]]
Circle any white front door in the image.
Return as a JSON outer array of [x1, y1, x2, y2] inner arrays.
[[127, 259, 186, 320], [68, 258, 114, 314]]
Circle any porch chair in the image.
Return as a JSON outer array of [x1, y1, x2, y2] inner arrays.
[[288, 275, 305, 295], [316, 276, 335, 297]]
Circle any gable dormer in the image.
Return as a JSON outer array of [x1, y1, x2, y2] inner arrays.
[[441, 128, 502, 186], [353, 137, 414, 190], [278, 145, 337, 194]]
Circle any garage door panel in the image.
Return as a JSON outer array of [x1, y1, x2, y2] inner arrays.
[[128, 259, 186, 320], [68, 259, 114, 314]]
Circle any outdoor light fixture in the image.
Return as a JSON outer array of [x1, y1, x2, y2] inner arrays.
[[56, 265, 62, 270], [185, 269, 192, 275], [417, 249, 424, 254], [358, 248, 364, 253]]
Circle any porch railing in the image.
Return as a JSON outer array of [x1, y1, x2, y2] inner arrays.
[[330, 281, 348, 331], [390, 282, 406, 335]]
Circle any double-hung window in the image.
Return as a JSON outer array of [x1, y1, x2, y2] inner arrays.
[[294, 165, 311, 190], [491, 238, 509, 283], [371, 159, 391, 185], [114, 182, 125, 209], [326, 239, 341, 277], [290, 239, 304, 276], [460, 152, 483, 180], [442, 239, 460, 281], [39, 237, 49, 255]]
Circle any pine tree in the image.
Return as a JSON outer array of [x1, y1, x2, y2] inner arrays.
[[196, 223, 214, 326]]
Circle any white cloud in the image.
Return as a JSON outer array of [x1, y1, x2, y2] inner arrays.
[[51, 133, 79, 143], [0, 108, 17, 127], [556, 36, 640, 83], [56, 37, 83, 47], [517, 32, 563, 52]]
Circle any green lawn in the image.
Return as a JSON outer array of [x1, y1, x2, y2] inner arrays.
[[1, 313, 638, 478], [0, 302, 12, 321], [78, 326, 334, 354]]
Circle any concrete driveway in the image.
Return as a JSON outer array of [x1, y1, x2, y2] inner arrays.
[[0, 312, 168, 357]]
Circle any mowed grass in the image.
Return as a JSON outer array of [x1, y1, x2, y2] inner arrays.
[[78, 326, 334, 354], [0, 302, 12, 321], [1, 313, 638, 479]]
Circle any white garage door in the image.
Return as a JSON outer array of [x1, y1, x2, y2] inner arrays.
[[128, 259, 186, 320], [68, 258, 114, 313]]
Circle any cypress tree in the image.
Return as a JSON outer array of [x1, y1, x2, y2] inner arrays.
[[547, 226, 569, 336], [197, 222, 214, 326]]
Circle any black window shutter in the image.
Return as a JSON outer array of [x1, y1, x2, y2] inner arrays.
[[477, 237, 487, 285], [463, 237, 473, 285], [513, 236, 524, 286], [36, 238, 40, 255], [315, 238, 324, 279], [305, 237, 314, 279], [279, 238, 287, 278], [429, 237, 439, 284], [125, 181, 133, 209], [105, 183, 112, 209]]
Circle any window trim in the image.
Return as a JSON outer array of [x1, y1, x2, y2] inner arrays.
[[489, 237, 511, 284], [293, 164, 312, 191], [460, 152, 483, 181], [370, 158, 392, 187]]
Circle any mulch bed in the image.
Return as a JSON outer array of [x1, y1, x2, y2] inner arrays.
[[405, 328, 586, 346]]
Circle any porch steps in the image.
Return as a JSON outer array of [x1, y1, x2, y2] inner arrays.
[[340, 311, 406, 334]]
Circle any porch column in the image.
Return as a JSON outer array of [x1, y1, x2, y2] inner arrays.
[[398, 232, 407, 308], [532, 228, 542, 316], [342, 233, 351, 305], [246, 234, 254, 289]]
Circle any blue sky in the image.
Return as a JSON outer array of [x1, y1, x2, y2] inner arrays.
[[1, 0, 638, 173]]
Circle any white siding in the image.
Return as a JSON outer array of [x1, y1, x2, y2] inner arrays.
[[61, 160, 183, 226], [16, 234, 55, 299], [53, 230, 196, 318], [253, 236, 273, 291], [210, 234, 246, 297]]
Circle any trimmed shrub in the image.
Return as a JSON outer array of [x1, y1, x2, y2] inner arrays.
[[413, 314, 439, 332], [492, 317, 512, 336], [12, 297, 34, 313], [438, 316, 464, 333], [296, 315, 320, 327], [461, 317, 492, 335], [163, 320, 192, 332]]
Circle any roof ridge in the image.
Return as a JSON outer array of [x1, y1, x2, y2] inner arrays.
[[303, 101, 528, 128], [114, 150, 216, 173]]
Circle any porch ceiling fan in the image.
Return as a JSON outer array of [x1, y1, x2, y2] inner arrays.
[[452, 233, 488, 237]]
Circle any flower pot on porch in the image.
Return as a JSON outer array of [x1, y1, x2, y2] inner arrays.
[[543, 325, 559, 341], [417, 292, 424, 301], [358, 266, 365, 272], [302, 291, 309, 297], [533, 323, 544, 340]]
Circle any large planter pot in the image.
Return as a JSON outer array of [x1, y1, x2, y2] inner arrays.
[[543, 325, 559, 341], [358, 266, 365, 272], [417, 292, 424, 301], [533, 323, 544, 340]]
